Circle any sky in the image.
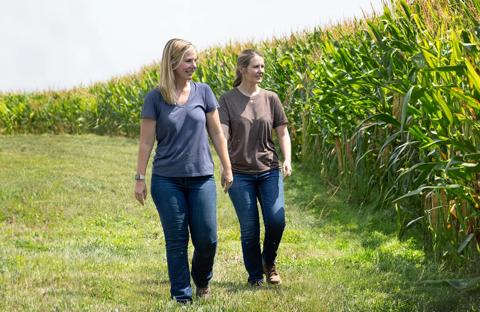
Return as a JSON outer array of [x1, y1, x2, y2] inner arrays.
[[0, 0, 383, 93]]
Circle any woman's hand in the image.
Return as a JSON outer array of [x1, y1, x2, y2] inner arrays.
[[282, 160, 292, 178], [134, 180, 147, 205], [221, 167, 233, 193], [206, 109, 234, 192], [135, 119, 155, 206], [275, 124, 292, 179]]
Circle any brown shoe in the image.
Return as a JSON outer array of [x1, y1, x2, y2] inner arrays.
[[196, 286, 210, 298], [263, 263, 282, 284]]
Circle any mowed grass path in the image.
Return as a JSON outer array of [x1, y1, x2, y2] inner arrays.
[[0, 135, 478, 311]]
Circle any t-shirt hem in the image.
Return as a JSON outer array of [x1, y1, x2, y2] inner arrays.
[[232, 166, 280, 174], [152, 171, 215, 178]]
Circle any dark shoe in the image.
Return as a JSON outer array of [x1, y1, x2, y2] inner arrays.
[[248, 280, 264, 287], [196, 286, 210, 298], [263, 262, 282, 284], [176, 298, 192, 304]]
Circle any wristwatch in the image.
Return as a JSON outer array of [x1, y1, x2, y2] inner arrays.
[[135, 174, 146, 181]]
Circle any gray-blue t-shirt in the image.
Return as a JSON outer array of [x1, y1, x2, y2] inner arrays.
[[141, 82, 218, 177]]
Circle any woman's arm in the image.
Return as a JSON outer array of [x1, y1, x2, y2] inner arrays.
[[275, 124, 292, 177], [206, 109, 233, 192], [134, 119, 156, 205]]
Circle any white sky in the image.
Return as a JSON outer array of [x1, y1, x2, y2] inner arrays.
[[0, 0, 382, 93]]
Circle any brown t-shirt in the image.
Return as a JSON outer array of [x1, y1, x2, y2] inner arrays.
[[219, 88, 288, 173]]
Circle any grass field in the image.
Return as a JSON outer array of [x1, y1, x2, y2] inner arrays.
[[0, 135, 479, 311]]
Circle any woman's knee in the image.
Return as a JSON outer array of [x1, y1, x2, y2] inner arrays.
[[265, 218, 286, 234], [239, 222, 260, 241], [195, 239, 217, 256], [165, 238, 189, 254]]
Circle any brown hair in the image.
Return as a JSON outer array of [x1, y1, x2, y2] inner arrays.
[[158, 38, 195, 104], [233, 49, 263, 87]]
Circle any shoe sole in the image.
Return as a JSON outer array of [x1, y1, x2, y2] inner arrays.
[[266, 280, 281, 285]]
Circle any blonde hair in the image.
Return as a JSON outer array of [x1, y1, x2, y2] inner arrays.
[[233, 49, 263, 87], [158, 38, 195, 104]]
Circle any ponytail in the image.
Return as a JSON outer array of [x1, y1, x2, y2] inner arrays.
[[233, 69, 242, 87]]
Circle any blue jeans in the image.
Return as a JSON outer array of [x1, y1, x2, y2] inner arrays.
[[151, 175, 217, 302], [228, 169, 286, 282]]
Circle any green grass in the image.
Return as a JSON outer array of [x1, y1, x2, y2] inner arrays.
[[0, 134, 479, 311]]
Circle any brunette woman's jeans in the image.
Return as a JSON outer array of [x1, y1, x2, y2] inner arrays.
[[228, 169, 286, 283], [151, 175, 217, 302]]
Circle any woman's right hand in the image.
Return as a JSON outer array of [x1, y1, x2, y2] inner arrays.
[[134, 181, 147, 205]]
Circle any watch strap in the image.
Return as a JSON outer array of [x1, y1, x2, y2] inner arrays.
[[135, 174, 146, 181]]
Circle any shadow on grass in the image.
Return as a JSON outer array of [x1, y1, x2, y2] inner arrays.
[[212, 280, 289, 294], [134, 277, 170, 298], [140, 276, 170, 287]]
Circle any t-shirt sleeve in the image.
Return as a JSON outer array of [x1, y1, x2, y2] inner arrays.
[[141, 90, 158, 119], [218, 95, 229, 126], [272, 93, 288, 128], [204, 84, 219, 113]]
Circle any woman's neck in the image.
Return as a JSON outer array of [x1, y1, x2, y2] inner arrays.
[[174, 79, 191, 105], [175, 79, 190, 91], [237, 82, 260, 97]]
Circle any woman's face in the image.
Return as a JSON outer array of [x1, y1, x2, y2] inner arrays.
[[242, 55, 264, 85], [174, 48, 197, 81]]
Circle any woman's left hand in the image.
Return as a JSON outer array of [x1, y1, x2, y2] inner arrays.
[[134, 180, 148, 205], [282, 161, 292, 178], [221, 168, 233, 193]]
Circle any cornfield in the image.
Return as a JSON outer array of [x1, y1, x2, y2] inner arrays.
[[1, 0, 479, 268]]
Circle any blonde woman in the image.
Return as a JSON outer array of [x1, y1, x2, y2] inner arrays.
[[219, 49, 291, 286], [134, 38, 233, 303]]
